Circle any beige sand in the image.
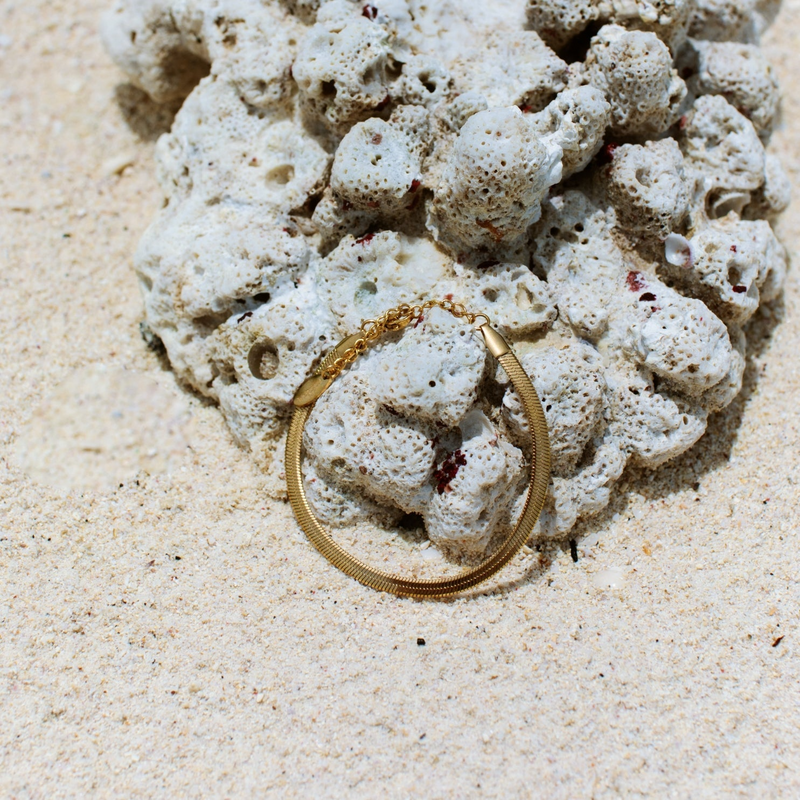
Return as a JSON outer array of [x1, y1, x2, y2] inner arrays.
[[1, 1, 799, 796]]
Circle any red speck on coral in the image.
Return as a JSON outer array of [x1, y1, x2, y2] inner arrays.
[[433, 450, 467, 495], [627, 271, 646, 292], [639, 292, 657, 302], [732, 285, 748, 293], [476, 218, 504, 241], [409, 178, 421, 193], [362, 4, 378, 20], [354, 233, 375, 246], [599, 142, 619, 163], [730, 245, 738, 252], [679, 114, 688, 130], [371, 132, 383, 145], [518, 103, 533, 114], [413, 314, 424, 329], [376, 93, 391, 110]]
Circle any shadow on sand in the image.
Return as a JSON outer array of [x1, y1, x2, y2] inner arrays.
[[464, 294, 787, 601], [114, 83, 182, 142]]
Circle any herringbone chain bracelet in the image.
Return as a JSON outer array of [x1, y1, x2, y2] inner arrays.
[[285, 300, 551, 598]]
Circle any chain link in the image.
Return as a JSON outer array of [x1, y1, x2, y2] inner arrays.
[[319, 300, 491, 382]]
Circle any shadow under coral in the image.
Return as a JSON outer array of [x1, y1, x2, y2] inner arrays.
[[567, 295, 784, 543], [459, 293, 787, 601], [114, 83, 183, 142]]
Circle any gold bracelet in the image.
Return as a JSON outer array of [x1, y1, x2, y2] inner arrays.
[[285, 299, 551, 598]]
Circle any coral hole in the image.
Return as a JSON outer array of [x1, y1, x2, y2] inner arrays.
[[356, 280, 378, 300], [248, 339, 280, 380], [419, 72, 436, 93], [515, 285, 534, 310], [635, 167, 653, 188], [266, 164, 295, 185]]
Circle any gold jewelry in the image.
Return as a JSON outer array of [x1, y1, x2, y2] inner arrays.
[[285, 299, 551, 598]]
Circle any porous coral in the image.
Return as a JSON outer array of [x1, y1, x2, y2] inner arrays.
[[104, 0, 790, 555]]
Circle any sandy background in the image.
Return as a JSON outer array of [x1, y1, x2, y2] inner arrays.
[[1, 1, 799, 796]]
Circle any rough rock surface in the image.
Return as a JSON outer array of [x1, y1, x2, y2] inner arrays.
[[103, 0, 790, 555]]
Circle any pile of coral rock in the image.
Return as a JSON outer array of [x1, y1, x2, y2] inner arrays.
[[104, 0, 789, 555]]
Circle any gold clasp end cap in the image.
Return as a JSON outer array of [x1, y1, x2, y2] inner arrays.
[[480, 324, 510, 358], [292, 374, 333, 407]]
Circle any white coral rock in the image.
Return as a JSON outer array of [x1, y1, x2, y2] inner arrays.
[[104, 0, 789, 557], [525, 0, 600, 51], [425, 410, 524, 556], [622, 282, 733, 396], [680, 95, 765, 203], [606, 364, 708, 468], [606, 0, 693, 53], [292, 16, 396, 133], [449, 29, 567, 111], [102, 0, 211, 103], [502, 343, 606, 476], [531, 86, 611, 180], [606, 139, 691, 239], [303, 458, 402, 528], [209, 281, 335, 448], [456, 262, 557, 336], [527, 0, 692, 52], [364, 307, 487, 428], [689, 0, 759, 42], [330, 116, 422, 214], [685, 40, 780, 137], [702, 323, 746, 414], [429, 107, 563, 253], [537, 434, 627, 536], [315, 231, 453, 331], [102, 0, 302, 105], [135, 200, 310, 392], [155, 76, 331, 210], [303, 371, 437, 512], [394, 54, 453, 107], [668, 217, 787, 324], [745, 153, 792, 221], [584, 24, 687, 136]]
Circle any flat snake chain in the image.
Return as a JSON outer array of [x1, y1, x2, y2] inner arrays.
[[284, 300, 551, 598]]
